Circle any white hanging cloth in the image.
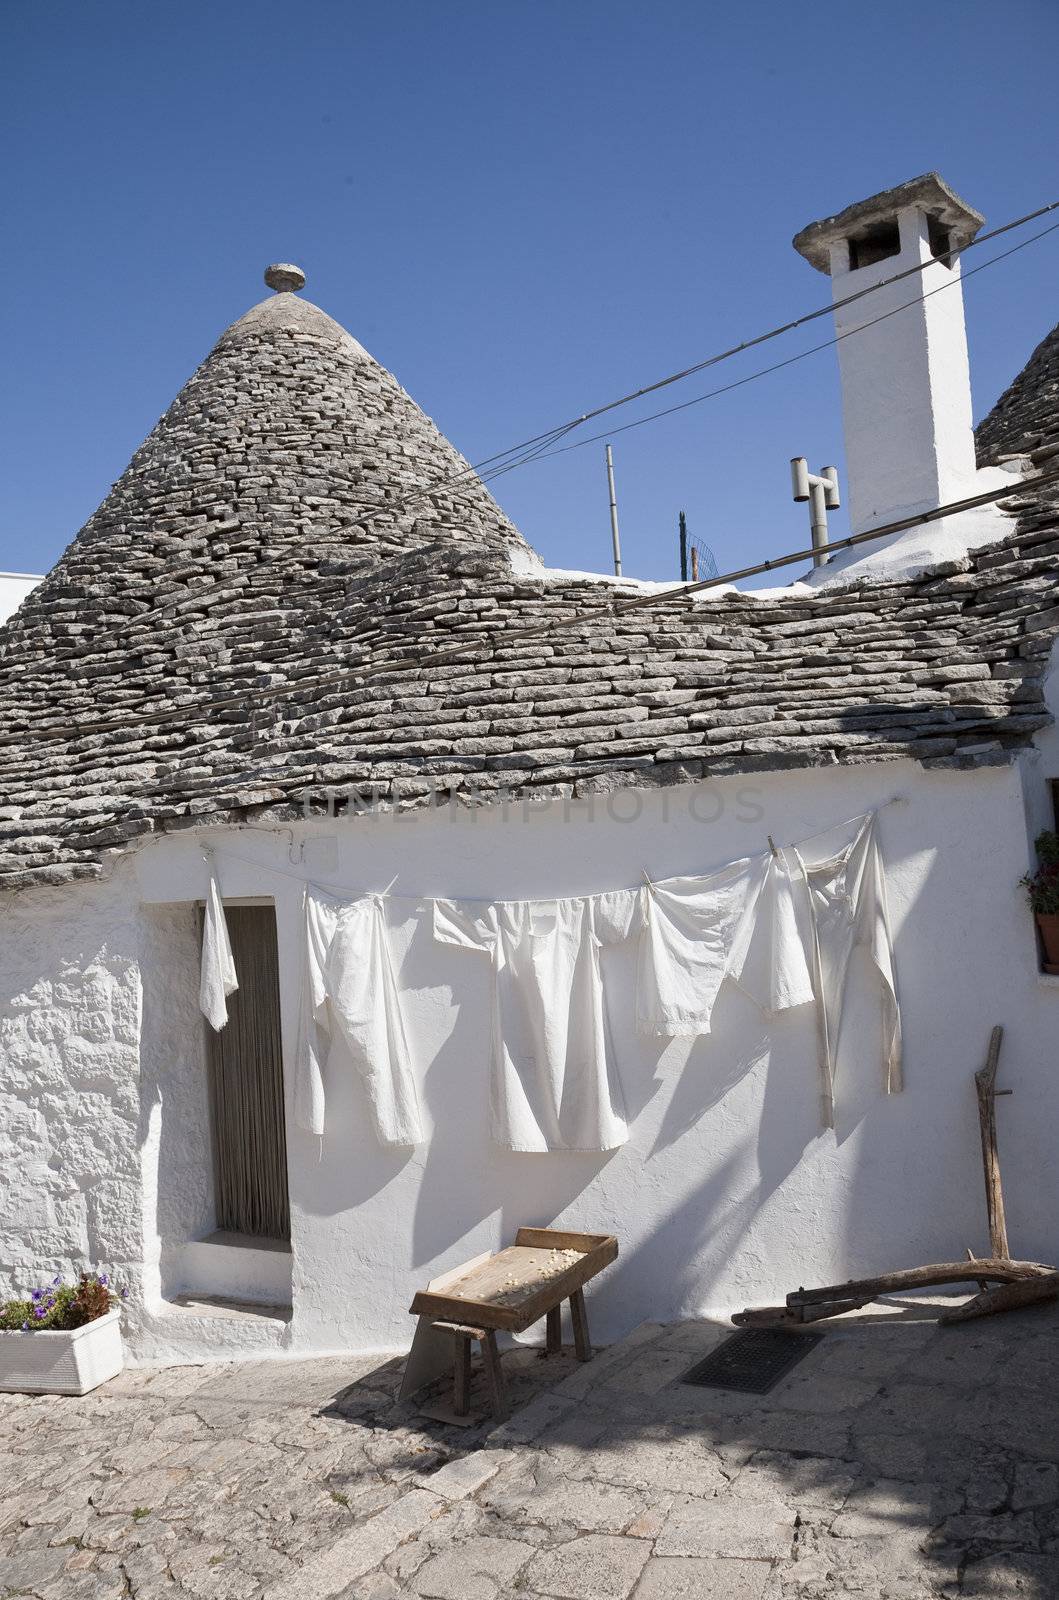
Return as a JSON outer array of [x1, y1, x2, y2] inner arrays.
[[433, 889, 638, 1152], [295, 889, 424, 1147], [637, 852, 812, 1035], [791, 813, 901, 1128], [199, 865, 238, 1031], [727, 851, 816, 1017]]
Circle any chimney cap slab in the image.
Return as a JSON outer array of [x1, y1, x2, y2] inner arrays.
[[792, 173, 984, 273]]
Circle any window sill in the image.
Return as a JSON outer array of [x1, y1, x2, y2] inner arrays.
[[178, 1231, 292, 1308]]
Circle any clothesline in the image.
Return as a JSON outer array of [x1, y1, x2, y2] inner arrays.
[[198, 807, 904, 1148], [194, 794, 908, 909]]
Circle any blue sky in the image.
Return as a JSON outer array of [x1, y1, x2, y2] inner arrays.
[[4, 1, 1058, 583]]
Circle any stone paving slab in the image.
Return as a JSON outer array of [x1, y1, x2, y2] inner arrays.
[[2, 1300, 1059, 1599]]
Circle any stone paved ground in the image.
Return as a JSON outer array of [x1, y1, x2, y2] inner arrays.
[[2, 1299, 1059, 1599]]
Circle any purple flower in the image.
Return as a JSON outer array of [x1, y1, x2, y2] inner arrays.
[[52, 1276, 60, 1286], [99, 1274, 108, 1286], [33, 1307, 46, 1319], [21, 1321, 28, 1331], [30, 1289, 42, 1301], [121, 1288, 128, 1300]]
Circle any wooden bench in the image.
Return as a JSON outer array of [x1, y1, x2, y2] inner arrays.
[[401, 1228, 618, 1422]]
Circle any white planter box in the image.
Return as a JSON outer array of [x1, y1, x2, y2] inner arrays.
[[0, 1308, 123, 1396]]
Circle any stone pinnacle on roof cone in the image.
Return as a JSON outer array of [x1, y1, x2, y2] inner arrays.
[[264, 262, 306, 293]]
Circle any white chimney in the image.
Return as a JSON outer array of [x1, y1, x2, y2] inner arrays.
[[793, 173, 985, 536]]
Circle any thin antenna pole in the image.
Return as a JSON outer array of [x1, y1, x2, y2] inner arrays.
[[605, 444, 623, 577], [679, 510, 688, 582], [690, 545, 699, 582]]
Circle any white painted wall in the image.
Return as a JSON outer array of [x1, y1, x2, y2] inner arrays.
[[122, 752, 1059, 1360], [5, 738, 1057, 1363], [1020, 638, 1059, 847], [0, 874, 147, 1328], [138, 900, 215, 1306]]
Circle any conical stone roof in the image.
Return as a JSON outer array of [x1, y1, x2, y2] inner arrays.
[[976, 317, 1059, 471], [1, 276, 1059, 889], [27, 281, 529, 608]]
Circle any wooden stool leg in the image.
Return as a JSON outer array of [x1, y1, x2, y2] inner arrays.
[[453, 1332, 472, 1417], [480, 1330, 509, 1421], [545, 1304, 562, 1355], [570, 1288, 592, 1362]]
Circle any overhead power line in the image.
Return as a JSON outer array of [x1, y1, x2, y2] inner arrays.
[[55, 200, 1059, 662], [26, 468, 1059, 745], [359, 200, 1059, 513], [487, 218, 1059, 469]]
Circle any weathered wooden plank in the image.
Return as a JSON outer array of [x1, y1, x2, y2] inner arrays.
[[514, 1228, 613, 1252], [453, 1332, 472, 1416], [480, 1330, 508, 1421], [974, 1025, 1010, 1260], [410, 1230, 617, 1333], [786, 1260, 1052, 1308], [570, 1288, 592, 1361], [939, 1271, 1059, 1324]]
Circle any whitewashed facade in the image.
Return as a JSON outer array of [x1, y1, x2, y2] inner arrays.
[[3, 177, 1059, 1364]]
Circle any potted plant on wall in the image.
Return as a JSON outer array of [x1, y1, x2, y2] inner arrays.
[[0, 1271, 124, 1395], [1021, 830, 1059, 974]]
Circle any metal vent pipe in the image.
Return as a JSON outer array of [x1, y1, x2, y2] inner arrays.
[[791, 458, 840, 566]]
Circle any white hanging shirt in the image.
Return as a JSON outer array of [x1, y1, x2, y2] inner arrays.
[[791, 813, 901, 1128], [637, 852, 813, 1036], [727, 852, 816, 1018], [296, 889, 424, 1147], [433, 890, 638, 1152], [199, 867, 238, 1031]]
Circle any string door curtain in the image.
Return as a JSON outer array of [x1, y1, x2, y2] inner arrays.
[[203, 904, 290, 1242], [296, 889, 425, 1147], [791, 813, 901, 1129]]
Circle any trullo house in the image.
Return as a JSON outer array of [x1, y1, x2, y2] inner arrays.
[[2, 174, 1058, 1365]]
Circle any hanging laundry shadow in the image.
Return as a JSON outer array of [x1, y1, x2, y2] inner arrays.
[[286, 1032, 417, 1219], [648, 977, 809, 1157], [408, 912, 620, 1272], [409, 1032, 619, 1272], [592, 1031, 825, 1332]]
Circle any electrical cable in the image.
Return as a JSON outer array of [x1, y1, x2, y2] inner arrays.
[[347, 200, 1059, 515], [55, 206, 1059, 661], [21, 466, 1059, 745], [485, 219, 1059, 468]]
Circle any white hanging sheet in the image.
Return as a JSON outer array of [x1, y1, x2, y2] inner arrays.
[[199, 865, 238, 1031], [638, 852, 811, 1035], [433, 888, 638, 1152], [295, 889, 424, 1147], [791, 812, 901, 1128]]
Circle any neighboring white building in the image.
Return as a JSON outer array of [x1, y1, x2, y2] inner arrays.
[[0, 572, 43, 625], [2, 184, 1058, 1367]]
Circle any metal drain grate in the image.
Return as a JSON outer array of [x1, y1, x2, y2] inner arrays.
[[680, 1328, 824, 1393]]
